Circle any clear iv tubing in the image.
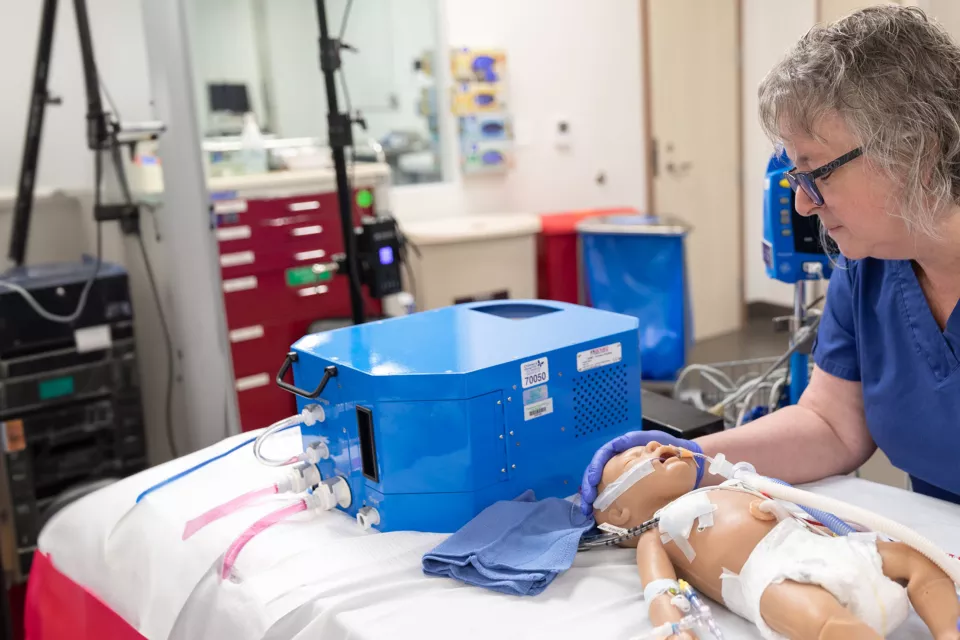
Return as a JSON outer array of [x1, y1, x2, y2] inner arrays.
[[221, 498, 307, 580], [182, 483, 279, 540], [688, 451, 856, 537], [253, 415, 304, 466]]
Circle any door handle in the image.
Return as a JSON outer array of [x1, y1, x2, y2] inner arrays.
[[665, 161, 692, 177]]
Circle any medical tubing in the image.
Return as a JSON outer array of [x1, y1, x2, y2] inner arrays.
[[253, 415, 305, 466], [136, 436, 258, 503], [766, 478, 856, 536], [743, 473, 960, 586], [137, 420, 302, 504], [182, 483, 279, 540], [221, 499, 307, 579], [708, 315, 821, 415]]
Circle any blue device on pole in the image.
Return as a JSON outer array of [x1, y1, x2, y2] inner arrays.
[[285, 300, 642, 534], [763, 153, 831, 405], [763, 153, 833, 284]]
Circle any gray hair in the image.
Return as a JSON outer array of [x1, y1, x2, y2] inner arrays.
[[758, 4, 960, 239]]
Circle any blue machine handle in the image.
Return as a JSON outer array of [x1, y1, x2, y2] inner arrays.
[[276, 351, 338, 399]]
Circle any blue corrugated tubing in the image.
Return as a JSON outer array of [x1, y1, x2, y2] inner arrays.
[[768, 477, 856, 536]]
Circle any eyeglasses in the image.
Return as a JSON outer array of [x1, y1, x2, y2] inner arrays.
[[784, 147, 863, 206]]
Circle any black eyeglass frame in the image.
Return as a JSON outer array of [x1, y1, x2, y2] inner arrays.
[[784, 147, 863, 206]]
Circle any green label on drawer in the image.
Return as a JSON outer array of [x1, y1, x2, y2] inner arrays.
[[356, 189, 373, 208], [285, 266, 334, 287], [39, 376, 74, 400]]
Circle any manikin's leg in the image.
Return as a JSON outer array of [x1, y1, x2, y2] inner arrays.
[[758, 580, 881, 640], [877, 541, 960, 640]]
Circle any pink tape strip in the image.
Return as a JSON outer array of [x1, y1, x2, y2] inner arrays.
[[182, 484, 279, 541], [220, 499, 307, 580]]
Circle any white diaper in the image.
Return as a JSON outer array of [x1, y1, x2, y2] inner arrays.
[[719, 518, 910, 640]]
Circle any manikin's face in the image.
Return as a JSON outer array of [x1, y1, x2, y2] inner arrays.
[[592, 442, 697, 545], [781, 113, 912, 260]]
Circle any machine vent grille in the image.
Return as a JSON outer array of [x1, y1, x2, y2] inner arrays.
[[573, 364, 629, 438]]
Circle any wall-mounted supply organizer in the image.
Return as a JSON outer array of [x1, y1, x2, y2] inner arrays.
[[450, 48, 514, 175]]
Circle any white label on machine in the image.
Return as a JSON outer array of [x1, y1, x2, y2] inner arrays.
[[216, 225, 251, 242], [522, 384, 548, 406], [576, 343, 622, 372], [524, 398, 554, 421], [520, 357, 549, 389], [74, 325, 112, 353], [213, 199, 248, 214]]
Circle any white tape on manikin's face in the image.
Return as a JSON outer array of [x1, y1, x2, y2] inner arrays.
[[593, 458, 656, 512]]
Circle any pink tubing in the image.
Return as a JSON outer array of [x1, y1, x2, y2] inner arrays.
[[182, 484, 279, 541], [220, 499, 307, 580]]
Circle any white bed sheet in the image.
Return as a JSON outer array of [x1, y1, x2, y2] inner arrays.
[[38, 429, 960, 640]]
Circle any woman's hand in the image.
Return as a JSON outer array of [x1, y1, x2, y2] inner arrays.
[[579, 430, 703, 516]]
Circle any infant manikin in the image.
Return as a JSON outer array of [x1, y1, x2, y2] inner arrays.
[[592, 442, 960, 640]]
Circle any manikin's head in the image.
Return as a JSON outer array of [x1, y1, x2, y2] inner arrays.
[[592, 442, 698, 547]]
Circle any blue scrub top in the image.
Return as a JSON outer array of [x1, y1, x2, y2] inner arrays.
[[814, 257, 960, 504]]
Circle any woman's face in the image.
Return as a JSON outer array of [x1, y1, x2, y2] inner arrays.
[[782, 113, 911, 260]]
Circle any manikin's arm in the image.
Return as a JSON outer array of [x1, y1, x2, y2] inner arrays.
[[636, 529, 694, 639], [877, 541, 960, 640], [697, 366, 876, 486]]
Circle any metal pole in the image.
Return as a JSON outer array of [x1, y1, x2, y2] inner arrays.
[[8, 0, 60, 268], [789, 280, 808, 405], [315, 0, 365, 325], [73, 0, 109, 151]]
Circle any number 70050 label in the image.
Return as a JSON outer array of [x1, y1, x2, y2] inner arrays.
[[520, 357, 549, 389]]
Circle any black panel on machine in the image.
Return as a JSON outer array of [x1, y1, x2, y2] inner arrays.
[[0, 263, 146, 584], [641, 389, 724, 440]]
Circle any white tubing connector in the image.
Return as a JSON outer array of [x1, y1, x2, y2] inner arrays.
[[305, 476, 352, 512], [301, 404, 326, 426], [357, 506, 381, 530], [707, 453, 756, 481], [299, 441, 330, 464], [277, 462, 323, 494]]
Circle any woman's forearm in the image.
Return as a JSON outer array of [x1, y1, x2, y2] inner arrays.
[[694, 404, 872, 486]]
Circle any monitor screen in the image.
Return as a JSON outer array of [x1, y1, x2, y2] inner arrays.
[[790, 190, 826, 255]]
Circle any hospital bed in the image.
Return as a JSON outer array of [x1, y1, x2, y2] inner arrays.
[[27, 429, 960, 640]]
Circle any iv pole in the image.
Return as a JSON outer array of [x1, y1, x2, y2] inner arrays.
[[314, 0, 366, 325]]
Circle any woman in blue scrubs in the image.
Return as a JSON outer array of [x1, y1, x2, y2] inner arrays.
[[581, 5, 960, 513]]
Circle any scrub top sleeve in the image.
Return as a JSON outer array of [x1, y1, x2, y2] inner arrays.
[[813, 259, 861, 382]]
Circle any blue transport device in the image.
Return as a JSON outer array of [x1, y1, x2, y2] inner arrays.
[[280, 300, 642, 533], [763, 153, 832, 405]]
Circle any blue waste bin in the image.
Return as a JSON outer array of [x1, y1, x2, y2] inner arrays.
[[577, 214, 692, 381]]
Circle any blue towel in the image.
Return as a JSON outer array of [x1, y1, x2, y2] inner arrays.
[[421, 490, 594, 596]]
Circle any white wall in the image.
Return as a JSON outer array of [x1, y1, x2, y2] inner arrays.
[[257, 0, 434, 142], [741, 0, 816, 306], [392, 0, 648, 221], [0, 0, 153, 190], [187, 0, 267, 134]]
